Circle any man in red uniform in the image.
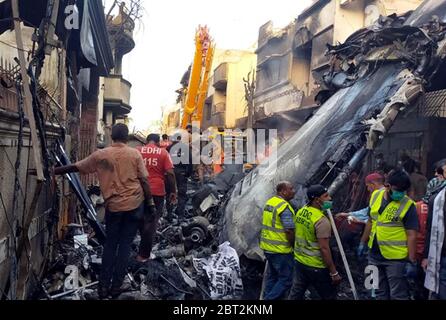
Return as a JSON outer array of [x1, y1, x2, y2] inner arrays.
[[137, 133, 177, 261]]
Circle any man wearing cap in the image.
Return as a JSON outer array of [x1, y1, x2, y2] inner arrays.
[[260, 181, 296, 300], [288, 185, 341, 300], [337, 173, 385, 260], [339, 173, 385, 224], [361, 170, 419, 300]]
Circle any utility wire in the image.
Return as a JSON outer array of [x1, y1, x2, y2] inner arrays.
[[0, 39, 31, 53]]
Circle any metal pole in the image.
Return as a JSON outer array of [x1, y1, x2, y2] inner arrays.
[[259, 261, 269, 300], [326, 208, 358, 300], [47, 281, 99, 300]]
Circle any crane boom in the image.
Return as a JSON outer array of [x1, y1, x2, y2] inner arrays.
[[181, 26, 214, 128]]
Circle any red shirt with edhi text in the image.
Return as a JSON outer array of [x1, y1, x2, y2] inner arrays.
[[137, 143, 174, 196]]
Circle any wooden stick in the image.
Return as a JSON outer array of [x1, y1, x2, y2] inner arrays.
[[11, 0, 45, 181]]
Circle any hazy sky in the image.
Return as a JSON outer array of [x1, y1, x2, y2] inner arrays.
[[119, 0, 314, 131]]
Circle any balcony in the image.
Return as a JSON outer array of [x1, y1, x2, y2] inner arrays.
[[213, 63, 228, 90], [107, 5, 136, 55], [104, 75, 132, 115]]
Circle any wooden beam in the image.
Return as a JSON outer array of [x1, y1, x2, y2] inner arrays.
[[11, 0, 45, 181], [45, 0, 61, 55]]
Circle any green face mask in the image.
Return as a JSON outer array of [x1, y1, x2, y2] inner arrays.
[[390, 190, 405, 201], [322, 201, 333, 210]]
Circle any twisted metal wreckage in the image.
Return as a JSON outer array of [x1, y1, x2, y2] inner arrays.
[[221, 0, 446, 268], [39, 0, 446, 300], [3, 0, 446, 300]]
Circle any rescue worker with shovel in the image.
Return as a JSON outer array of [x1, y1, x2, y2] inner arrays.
[[288, 185, 342, 300], [260, 181, 296, 300]]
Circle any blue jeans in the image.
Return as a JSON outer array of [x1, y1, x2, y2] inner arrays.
[[263, 253, 294, 300]]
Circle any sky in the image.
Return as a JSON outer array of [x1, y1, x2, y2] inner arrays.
[[117, 0, 314, 131]]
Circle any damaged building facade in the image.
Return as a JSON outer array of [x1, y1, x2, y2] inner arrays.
[[1, 0, 446, 301], [253, 0, 424, 140], [0, 0, 113, 299]]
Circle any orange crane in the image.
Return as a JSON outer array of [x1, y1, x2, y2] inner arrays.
[[181, 26, 215, 128]]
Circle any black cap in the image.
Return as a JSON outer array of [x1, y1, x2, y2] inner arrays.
[[307, 185, 328, 200]]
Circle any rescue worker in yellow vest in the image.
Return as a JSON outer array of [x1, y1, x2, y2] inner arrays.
[[288, 185, 342, 300], [260, 181, 296, 300], [361, 169, 419, 299]]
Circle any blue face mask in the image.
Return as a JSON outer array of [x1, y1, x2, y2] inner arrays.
[[390, 190, 405, 201]]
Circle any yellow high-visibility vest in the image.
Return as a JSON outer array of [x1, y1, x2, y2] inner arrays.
[[368, 189, 414, 260], [260, 196, 295, 254], [293, 205, 326, 268]]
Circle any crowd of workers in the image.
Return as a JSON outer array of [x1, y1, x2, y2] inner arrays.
[[260, 157, 446, 300], [51, 121, 446, 301], [54, 123, 194, 299]]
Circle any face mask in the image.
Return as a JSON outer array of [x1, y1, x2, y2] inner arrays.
[[322, 201, 333, 210], [390, 190, 405, 201]]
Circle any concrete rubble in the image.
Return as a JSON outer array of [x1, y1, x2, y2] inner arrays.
[[37, 174, 247, 300], [221, 0, 446, 262], [35, 0, 446, 300]]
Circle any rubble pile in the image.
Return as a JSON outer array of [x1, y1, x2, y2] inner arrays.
[[324, 13, 446, 91], [37, 169, 248, 300], [38, 238, 102, 300], [221, 6, 446, 265]]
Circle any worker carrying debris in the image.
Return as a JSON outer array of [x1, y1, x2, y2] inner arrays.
[[259, 181, 296, 300], [288, 185, 342, 300], [137, 133, 177, 262], [361, 170, 419, 300], [54, 124, 156, 299]]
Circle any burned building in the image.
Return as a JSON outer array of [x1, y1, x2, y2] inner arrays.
[[253, 0, 423, 140], [0, 0, 113, 299], [222, 0, 446, 271]]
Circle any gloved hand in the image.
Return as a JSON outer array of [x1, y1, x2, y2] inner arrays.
[[356, 242, 368, 260], [404, 261, 418, 280]]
